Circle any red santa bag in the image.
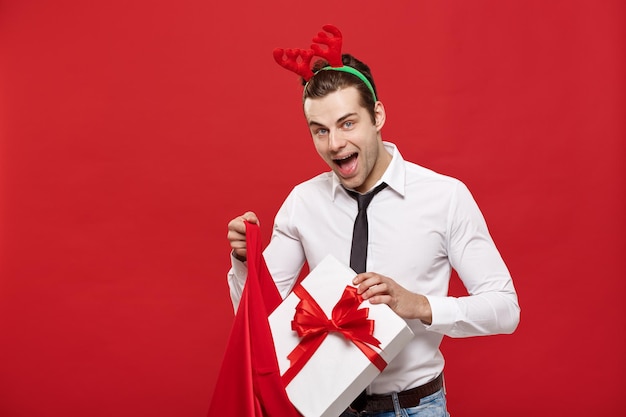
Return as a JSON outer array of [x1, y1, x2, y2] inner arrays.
[[207, 221, 301, 417]]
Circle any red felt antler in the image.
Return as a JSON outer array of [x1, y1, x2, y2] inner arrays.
[[273, 24, 344, 81], [310, 24, 343, 67], [272, 48, 316, 81]]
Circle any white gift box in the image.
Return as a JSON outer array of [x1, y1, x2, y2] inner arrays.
[[268, 254, 414, 417]]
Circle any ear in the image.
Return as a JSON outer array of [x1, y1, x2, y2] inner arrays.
[[374, 101, 386, 131]]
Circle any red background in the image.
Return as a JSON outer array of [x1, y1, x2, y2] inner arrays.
[[1, 1, 624, 416]]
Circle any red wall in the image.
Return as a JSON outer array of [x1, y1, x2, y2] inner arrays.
[[1, 1, 624, 416]]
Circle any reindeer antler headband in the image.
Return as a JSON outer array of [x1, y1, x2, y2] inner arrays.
[[273, 24, 377, 101]]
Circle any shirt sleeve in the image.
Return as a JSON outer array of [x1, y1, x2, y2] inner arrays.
[[226, 189, 307, 311], [264, 189, 307, 298], [425, 181, 520, 337], [226, 252, 248, 312]]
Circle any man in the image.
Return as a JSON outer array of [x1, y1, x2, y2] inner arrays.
[[226, 32, 519, 416]]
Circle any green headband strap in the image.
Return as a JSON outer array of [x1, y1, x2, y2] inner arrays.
[[310, 66, 378, 102]]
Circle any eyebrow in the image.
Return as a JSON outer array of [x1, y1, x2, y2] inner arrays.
[[308, 112, 358, 128]]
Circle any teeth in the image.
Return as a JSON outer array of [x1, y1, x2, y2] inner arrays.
[[334, 153, 355, 162]]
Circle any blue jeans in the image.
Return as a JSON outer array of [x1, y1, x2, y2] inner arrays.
[[339, 389, 450, 417]]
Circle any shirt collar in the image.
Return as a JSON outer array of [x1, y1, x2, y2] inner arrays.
[[330, 141, 406, 200]]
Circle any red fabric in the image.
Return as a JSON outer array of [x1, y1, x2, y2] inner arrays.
[[207, 222, 300, 417]]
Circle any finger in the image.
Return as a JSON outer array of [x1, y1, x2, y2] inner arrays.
[[228, 211, 259, 231], [229, 237, 248, 259], [361, 281, 389, 299], [241, 211, 259, 225], [227, 230, 246, 245], [227, 223, 243, 235], [352, 272, 375, 285], [231, 244, 247, 252], [357, 278, 378, 297], [366, 294, 392, 306], [227, 218, 245, 234]]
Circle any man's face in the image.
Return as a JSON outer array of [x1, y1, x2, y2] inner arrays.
[[303, 87, 389, 193]]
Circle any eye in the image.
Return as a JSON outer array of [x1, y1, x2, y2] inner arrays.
[[342, 121, 354, 129], [315, 128, 329, 136]]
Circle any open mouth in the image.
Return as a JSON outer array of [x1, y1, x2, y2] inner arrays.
[[333, 153, 358, 176]]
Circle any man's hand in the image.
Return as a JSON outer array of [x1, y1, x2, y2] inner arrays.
[[227, 211, 259, 262], [353, 272, 433, 325]]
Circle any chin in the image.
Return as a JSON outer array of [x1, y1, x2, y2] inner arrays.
[[342, 178, 364, 191]]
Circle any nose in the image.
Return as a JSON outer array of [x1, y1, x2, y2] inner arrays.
[[328, 129, 346, 152]]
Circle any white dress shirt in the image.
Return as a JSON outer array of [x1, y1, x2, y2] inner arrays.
[[228, 142, 520, 394]]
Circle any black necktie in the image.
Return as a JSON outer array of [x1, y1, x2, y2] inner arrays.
[[347, 182, 388, 274], [346, 182, 387, 411]]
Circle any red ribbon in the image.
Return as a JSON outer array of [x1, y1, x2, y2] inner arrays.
[[281, 284, 387, 386]]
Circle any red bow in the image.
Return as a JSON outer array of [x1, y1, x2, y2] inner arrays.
[[281, 284, 387, 386]]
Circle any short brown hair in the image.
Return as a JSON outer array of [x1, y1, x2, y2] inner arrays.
[[302, 54, 378, 123]]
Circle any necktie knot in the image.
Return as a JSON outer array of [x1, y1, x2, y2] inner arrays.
[[349, 182, 388, 211]]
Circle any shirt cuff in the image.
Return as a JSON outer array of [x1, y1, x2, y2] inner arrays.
[[230, 252, 248, 284], [423, 295, 459, 334]]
